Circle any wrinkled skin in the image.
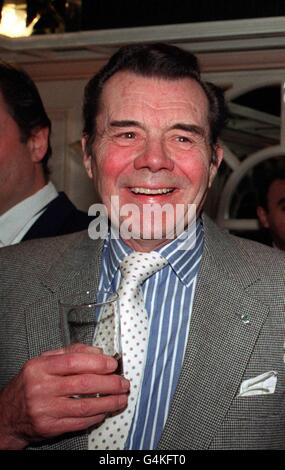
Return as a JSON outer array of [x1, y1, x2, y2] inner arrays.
[[0, 344, 129, 449]]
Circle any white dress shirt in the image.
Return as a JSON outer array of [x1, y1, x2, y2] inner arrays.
[[0, 182, 58, 247]]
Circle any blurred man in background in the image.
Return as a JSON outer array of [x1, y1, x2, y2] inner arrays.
[[254, 158, 285, 251], [0, 62, 90, 247]]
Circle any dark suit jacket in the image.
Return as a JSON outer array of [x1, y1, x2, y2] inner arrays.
[[22, 192, 91, 241], [1, 215, 285, 449]]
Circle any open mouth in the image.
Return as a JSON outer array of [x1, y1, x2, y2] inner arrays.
[[130, 187, 174, 195]]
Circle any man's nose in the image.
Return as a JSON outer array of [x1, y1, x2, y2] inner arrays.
[[134, 140, 174, 172]]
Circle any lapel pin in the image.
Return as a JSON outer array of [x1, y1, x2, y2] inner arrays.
[[240, 313, 251, 325]]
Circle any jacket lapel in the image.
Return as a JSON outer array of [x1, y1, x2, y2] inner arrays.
[[25, 235, 104, 358], [158, 216, 270, 449]]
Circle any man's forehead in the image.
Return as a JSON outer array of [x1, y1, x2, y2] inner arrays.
[[97, 71, 209, 127], [100, 71, 208, 104], [269, 179, 285, 196]]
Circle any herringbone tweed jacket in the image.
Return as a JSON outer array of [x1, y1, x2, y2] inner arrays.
[[1, 215, 285, 450]]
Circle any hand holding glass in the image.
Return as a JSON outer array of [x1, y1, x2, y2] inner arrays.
[[59, 293, 123, 386]]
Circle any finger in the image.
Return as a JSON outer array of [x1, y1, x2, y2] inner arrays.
[[44, 352, 118, 375], [64, 344, 103, 355], [47, 414, 107, 435], [41, 348, 65, 357], [57, 374, 130, 398], [61, 393, 128, 419], [41, 344, 103, 357]]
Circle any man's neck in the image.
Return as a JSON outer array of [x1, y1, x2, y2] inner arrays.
[[122, 237, 174, 253], [0, 180, 47, 216], [273, 239, 285, 251], [120, 219, 199, 253]]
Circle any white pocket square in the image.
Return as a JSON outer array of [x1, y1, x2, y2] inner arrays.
[[238, 370, 278, 397]]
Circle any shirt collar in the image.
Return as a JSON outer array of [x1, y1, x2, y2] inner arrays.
[[157, 217, 204, 286], [101, 229, 131, 292], [0, 182, 58, 246], [102, 218, 204, 291]]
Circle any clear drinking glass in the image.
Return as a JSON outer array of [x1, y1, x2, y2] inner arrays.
[[59, 292, 123, 375]]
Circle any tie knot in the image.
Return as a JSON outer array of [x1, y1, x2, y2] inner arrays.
[[119, 251, 168, 285]]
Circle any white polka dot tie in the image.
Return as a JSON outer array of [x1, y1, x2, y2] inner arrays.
[[88, 251, 168, 450]]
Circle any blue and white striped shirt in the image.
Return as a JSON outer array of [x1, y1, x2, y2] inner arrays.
[[96, 218, 204, 449]]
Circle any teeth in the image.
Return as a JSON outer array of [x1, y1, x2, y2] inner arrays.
[[131, 187, 173, 195]]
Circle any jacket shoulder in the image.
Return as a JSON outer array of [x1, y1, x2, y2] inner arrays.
[[0, 231, 86, 278], [203, 215, 285, 281], [23, 192, 91, 241]]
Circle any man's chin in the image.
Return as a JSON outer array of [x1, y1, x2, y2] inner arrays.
[[119, 225, 183, 242]]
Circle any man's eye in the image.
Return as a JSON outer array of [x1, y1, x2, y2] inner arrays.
[[176, 136, 191, 143], [112, 130, 140, 146], [176, 135, 194, 144], [119, 132, 136, 139]]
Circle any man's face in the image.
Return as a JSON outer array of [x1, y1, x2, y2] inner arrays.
[[84, 72, 223, 250], [257, 179, 285, 250], [0, 92, 47, 215]]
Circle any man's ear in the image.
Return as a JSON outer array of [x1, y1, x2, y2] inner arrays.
[[82, 136, 93, 180], [208, 143, 223, 188], [28, 127, 49, 162], [257, 206, 270, 228]]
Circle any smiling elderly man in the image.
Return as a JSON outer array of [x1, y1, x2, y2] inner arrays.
[[0, 43, 285, 450]]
